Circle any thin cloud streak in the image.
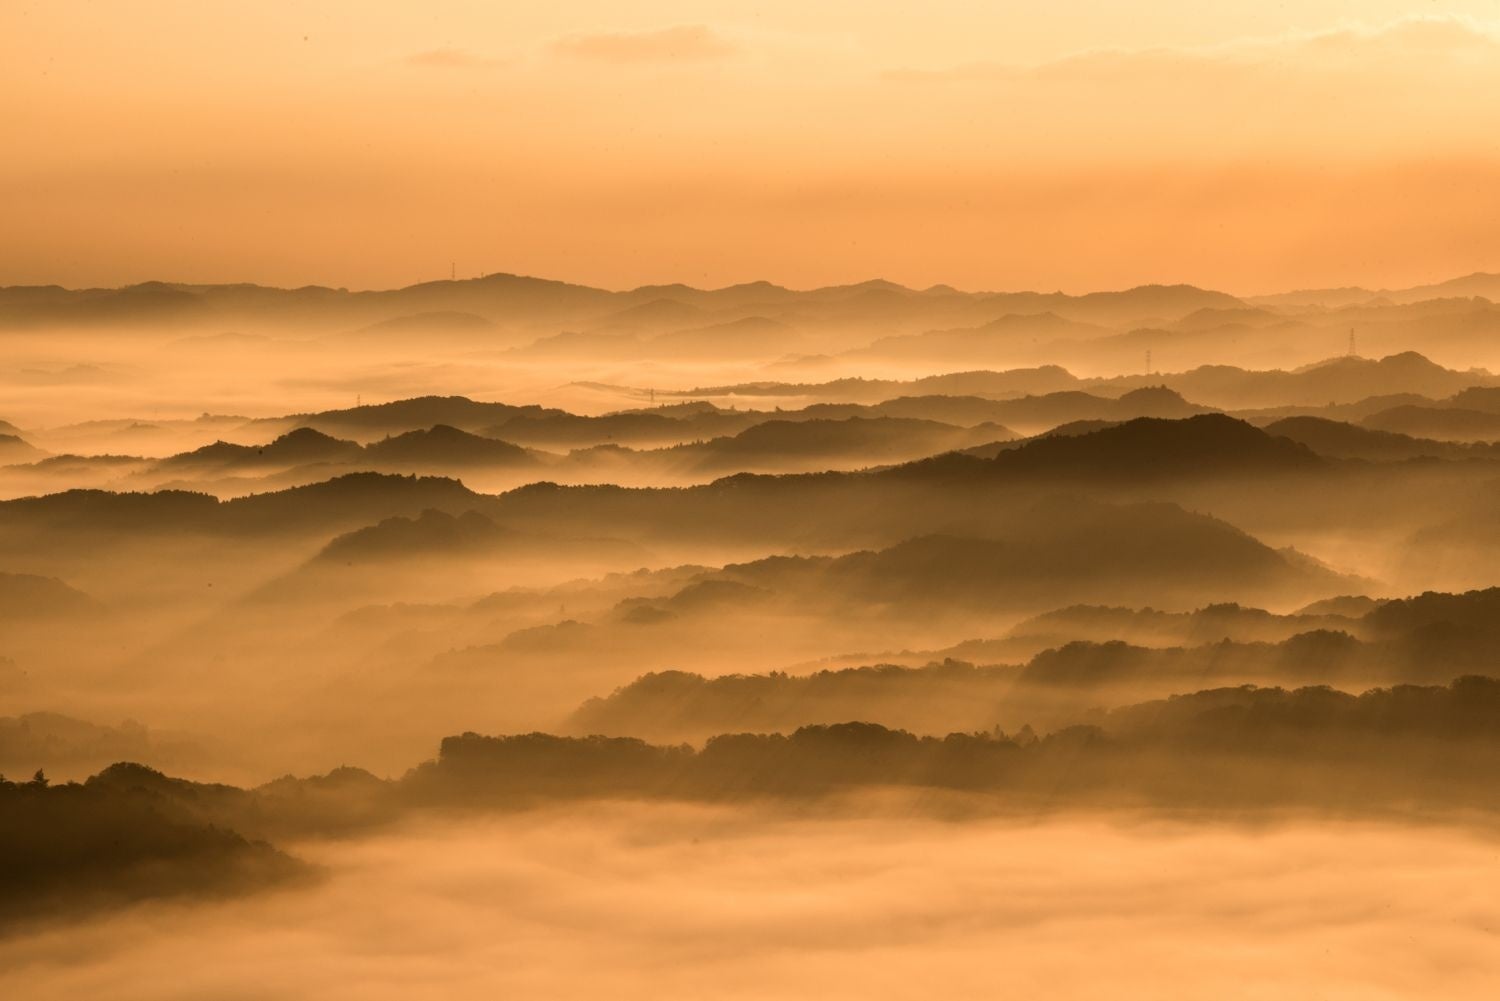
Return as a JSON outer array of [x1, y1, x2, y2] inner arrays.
[[551, 25, 738, 64], [884, 13, 1500, 82]]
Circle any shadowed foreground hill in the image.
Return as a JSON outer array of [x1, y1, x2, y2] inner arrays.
[[0, 766, 311, 923]]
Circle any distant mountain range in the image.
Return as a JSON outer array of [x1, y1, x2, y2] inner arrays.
[[0, 275, 1246, 331], [676, 351, 1498, 412], [1249, 272, 1500, 308], [4, 271, 1498, 342]]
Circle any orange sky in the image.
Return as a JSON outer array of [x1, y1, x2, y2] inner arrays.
[[6, 2, 1500, 293]]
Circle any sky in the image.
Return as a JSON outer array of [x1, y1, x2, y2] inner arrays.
[[5, 1, 1500, 294]]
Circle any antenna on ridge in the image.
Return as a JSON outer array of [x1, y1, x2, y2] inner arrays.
[[1348, 328, 1357, 358], [1145, 349, 1152, 377], [450, 261, 456, 282]]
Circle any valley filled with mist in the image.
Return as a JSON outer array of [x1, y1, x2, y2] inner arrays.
[[7, 270, 1500, 997]]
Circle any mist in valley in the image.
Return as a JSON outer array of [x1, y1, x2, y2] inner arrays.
[[7, 806, 1500, 1001], [8, 266, 1500, 997], [10, 3, 1500, 996]]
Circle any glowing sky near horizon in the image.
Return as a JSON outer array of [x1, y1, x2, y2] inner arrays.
[[6, 1, 1500, 293]]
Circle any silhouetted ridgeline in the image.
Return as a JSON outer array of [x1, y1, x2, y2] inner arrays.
[[697, 499, 1351, 611], [12, 362, 1500, 505], [0, 275, 1244, 334], [1017, 585, 1500, 686], [1262, 416, 1500, 462], [282, 395, 555, 434], [318, 509, 515, 562], [653, 416, 1010, 473], [12, 675, 1500, 919], [4, 412, 1492, 560], [0, 461, 1354, 615], [154, 427, 363, 472], [362, 425, 537, 469], [0, 764, 311, 923], [999, 598, 1380, 651], [890, 413, 1324, 482], [408, 675, 1500, 812], [0, 472, 486, 541], [564, 662, 1025, 741], [467, 415, 1363, 550], [684, 352, 1499, 410], [564, 590, 1500, 741]]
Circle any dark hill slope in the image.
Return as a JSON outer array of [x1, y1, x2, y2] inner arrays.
[[363, 425, 537, 468], [710, 499, 1348, 612], [1263, 416, 1482, 461], [894, 414, 1323, 483]]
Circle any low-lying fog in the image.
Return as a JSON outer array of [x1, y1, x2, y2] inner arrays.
[[6, 805, 1497, 1000]]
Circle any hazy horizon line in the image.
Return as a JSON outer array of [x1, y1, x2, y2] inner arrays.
[[7, 266, 1500, 301]]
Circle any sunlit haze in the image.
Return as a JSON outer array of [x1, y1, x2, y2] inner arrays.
[[7, 2, 1500, 291], [6, 4, 1500, 1000]]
